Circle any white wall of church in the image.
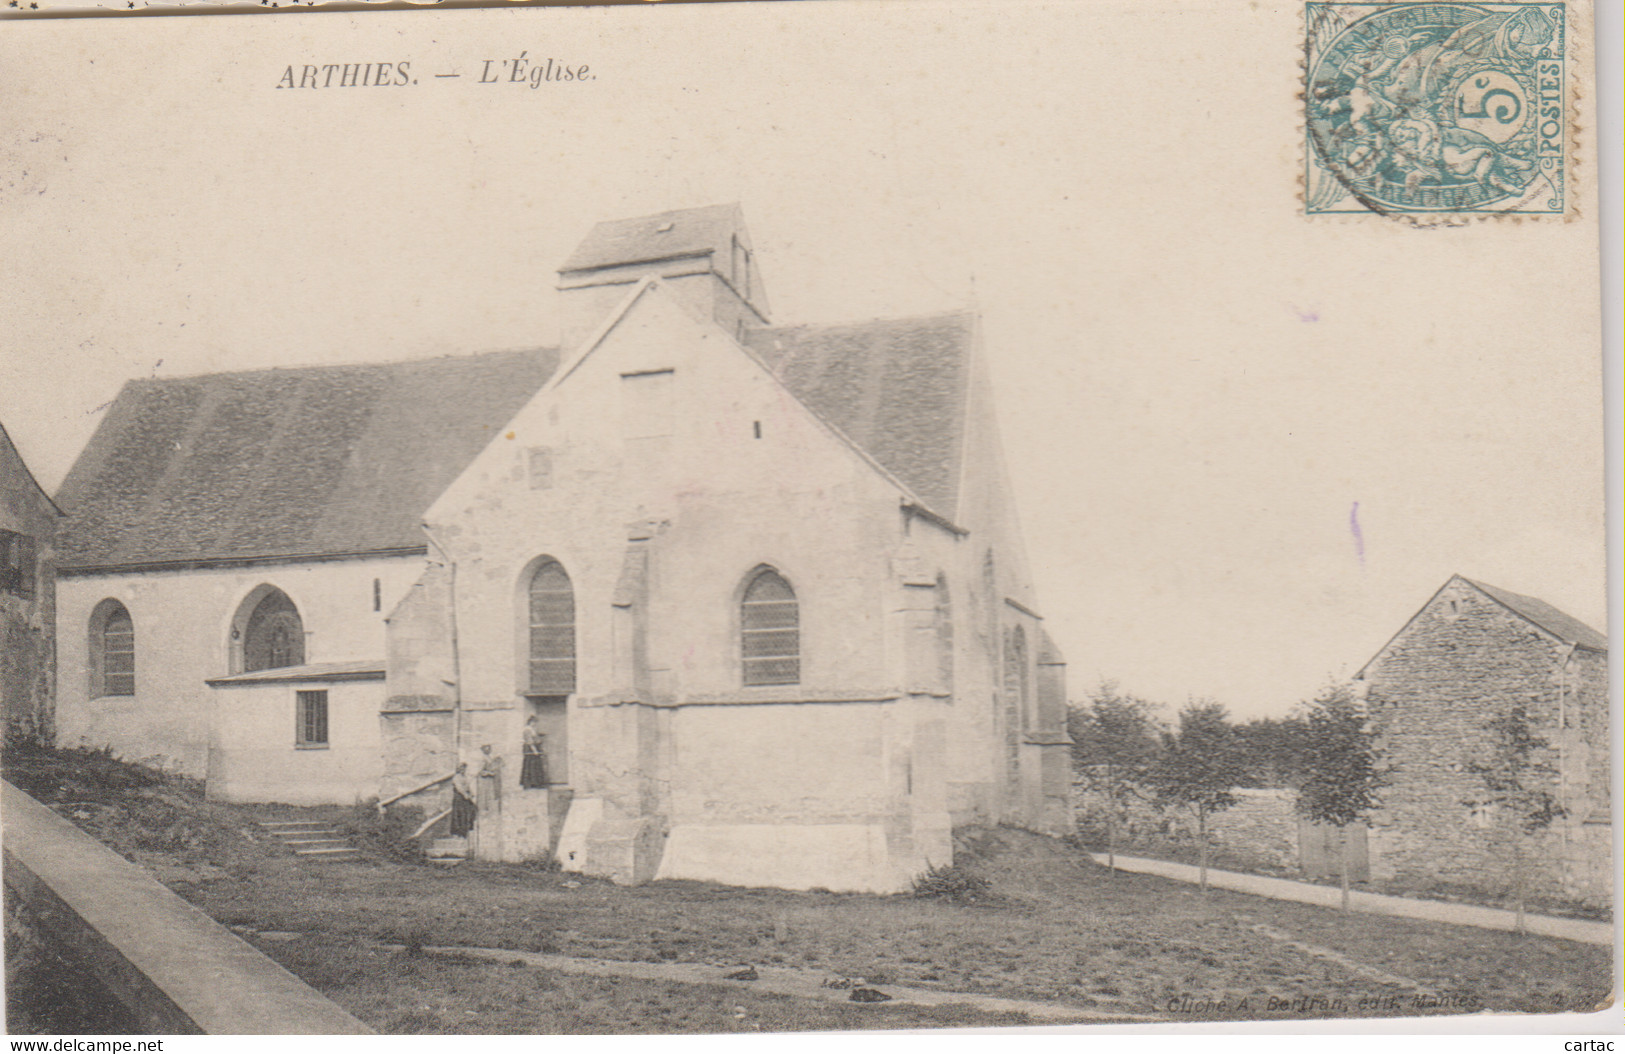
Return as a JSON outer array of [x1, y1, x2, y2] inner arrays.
[[208, 679, 385, 805], [430, 284, 914, 711], [55, 555, 422, 780], [425, 282, 973, 886]]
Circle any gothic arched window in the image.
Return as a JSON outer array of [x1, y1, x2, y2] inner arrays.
[[741, 567, 799, 686], [244, 590, 305, 672], [528, 560, 576, 694]]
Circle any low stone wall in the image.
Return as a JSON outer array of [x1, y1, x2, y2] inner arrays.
[[5, 882, 142, 1033], [1072, 783, 1300, 870], [2, 780, 372, 1034]]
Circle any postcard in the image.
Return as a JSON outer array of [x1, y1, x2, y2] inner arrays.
[[0, 0, 1613, 1037]]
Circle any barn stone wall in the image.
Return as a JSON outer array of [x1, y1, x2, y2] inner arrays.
[[2, 434, 58, 745], [1072, 783, 1302, 870], [1361, 577, 1609, 909]]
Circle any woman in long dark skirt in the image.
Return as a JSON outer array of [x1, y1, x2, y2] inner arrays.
[[520, 716, 549, 789], [449, 762, 477, 836]]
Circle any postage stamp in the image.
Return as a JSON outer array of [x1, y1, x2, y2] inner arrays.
[[1304, 2, 1567, 217]]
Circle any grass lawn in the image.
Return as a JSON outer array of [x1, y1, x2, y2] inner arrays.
[[4, 745, 1613, 1033]]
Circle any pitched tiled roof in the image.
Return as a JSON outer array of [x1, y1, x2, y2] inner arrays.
[[55, 351, 558, 570], [559, 204, 744, 273], [1464, 577, 1608, 652], [57, 305, 978, 567], [745, 312, 972, 517]]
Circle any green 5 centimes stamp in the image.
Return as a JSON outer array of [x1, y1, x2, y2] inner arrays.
[[1305, 3, 1566, 216]]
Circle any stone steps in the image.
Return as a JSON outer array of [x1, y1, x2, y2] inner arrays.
[[426, 836, 468, 864], [259, 820, 362, 861]]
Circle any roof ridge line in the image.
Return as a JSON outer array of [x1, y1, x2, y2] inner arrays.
[[749, 308, 975, 333], [122, 348, 558, 386]]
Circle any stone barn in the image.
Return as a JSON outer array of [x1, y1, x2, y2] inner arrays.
[[48, 204, 1072, 893], [1, 421, 60, 744], [1354, 574, 1610, 908]]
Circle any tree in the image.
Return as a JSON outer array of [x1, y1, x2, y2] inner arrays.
[[1296, 683, 1384, 911], [1147, 701, 1248, 890], [1465, 701, 1565, 934], [1069, 681, 1163, 869], [1232, 715, 1312, 789]]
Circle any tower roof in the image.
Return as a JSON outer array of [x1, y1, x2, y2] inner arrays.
[[559, 204, 746, 274]]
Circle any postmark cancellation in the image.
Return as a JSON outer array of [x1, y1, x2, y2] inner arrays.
[[1304, 3, 1568, 217]]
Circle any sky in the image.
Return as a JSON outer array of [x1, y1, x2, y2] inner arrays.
[[0, 0, 1609, 720]]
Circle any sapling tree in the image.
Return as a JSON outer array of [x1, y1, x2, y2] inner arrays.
[[1465, 701, 1564, 934], [1296, 683, 1384, 911], [1068, 681, 1163, 869], [1147, 701, 1247, 890]]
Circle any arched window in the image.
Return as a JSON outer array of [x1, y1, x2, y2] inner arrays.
[[90, 599, 135, 697], [243, 589, 305, 672], [742, 567, 799, 686], [528, 560, 576, 694]]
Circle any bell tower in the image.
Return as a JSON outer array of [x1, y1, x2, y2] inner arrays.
[[556, 204, 771, 351]]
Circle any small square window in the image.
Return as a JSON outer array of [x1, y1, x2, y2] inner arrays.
[[296, 690, 329, 747]]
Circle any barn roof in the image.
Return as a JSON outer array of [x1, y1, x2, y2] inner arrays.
[[744, 312, 973, 518], [54, 350, 559, 571], [1, 420, 63, 517], [559, 204, 745, 274], [1463, 577, 1608, 652], [1356, 574, 1608, 678]]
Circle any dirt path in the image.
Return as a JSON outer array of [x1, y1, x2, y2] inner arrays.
[[385, 941, 1163, 1024], [1092, 855, 1612, 945]]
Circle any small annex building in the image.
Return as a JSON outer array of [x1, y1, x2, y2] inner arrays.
[[1, 421, 61, 744], [1353, 574, 1610, 908], [50, 204, 1072, 892]]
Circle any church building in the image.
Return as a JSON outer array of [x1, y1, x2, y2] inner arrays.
[[51, 205, 1071, 892]]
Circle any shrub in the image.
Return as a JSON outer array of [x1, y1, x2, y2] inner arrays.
[[519, 852, 561, 873], [345, 802, 427, 864], [910, 863, 992, 905]]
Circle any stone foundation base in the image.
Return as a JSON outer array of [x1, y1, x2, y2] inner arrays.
[[654, 823, 915, 893]]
